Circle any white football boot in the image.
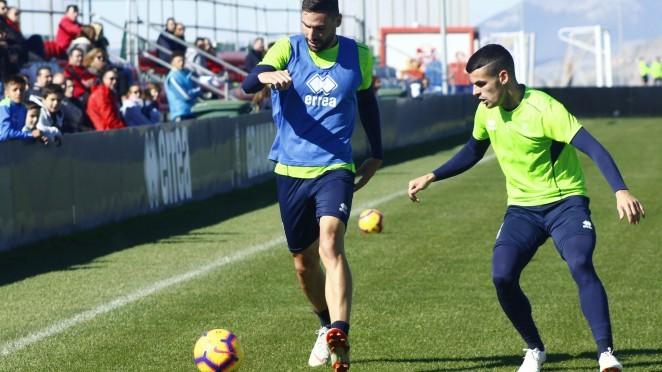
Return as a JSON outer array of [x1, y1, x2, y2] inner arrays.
[[599, 348, 623, 372], [308, 326, 330, 367], [517, 348, 546, 372]]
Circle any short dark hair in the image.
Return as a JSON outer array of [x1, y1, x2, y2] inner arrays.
[[42, 83, 64, 98], [26, 102, 40, 112], [171, 50, 185, 60], [301, 0, 339, 15], [4, 74, 27, 87], [66, 4, 78, 13], [466, 44, 516, 78], [37, 66, 52, 76]]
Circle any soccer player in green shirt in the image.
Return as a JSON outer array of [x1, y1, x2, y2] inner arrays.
[[408, 44, 644, 372]]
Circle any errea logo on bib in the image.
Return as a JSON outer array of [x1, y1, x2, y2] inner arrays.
[[305, 74, 338, 107], [306, 74, 337, 95]]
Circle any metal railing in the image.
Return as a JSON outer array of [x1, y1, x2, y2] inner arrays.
[[146, 24, 248, 77], [94, 14, 231, 99]]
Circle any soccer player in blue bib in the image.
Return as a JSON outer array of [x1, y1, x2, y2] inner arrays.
[[241, 1, 383, 370], [408, 44, 645, 372]]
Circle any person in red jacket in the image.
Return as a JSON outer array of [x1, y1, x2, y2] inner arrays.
[[86, 68, 125, 131], [45, 5, 81, 59], [63, 47, 96, 99]]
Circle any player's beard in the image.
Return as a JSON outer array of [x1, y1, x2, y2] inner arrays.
[[307, 35, 337, 52]]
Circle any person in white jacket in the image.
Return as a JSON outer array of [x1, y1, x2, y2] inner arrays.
[[24, 84, 64, 145]]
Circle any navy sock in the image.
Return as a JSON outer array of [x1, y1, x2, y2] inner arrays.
[[314, 309, 331, 328], [329, 320, 350, 335], [596, 338, 613, 357]]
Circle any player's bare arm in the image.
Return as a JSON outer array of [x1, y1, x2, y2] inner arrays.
[[407, 173, 436, 202], [258, 70, 292, 90], [354, 157, 382, 191], [615, 189, 645, 224]]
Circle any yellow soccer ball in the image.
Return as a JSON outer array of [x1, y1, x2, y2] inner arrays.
[[357, 208, 384, 233], [193, 329, 243, 372]]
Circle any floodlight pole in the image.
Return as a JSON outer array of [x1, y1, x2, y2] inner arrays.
[[439, 0, 449, 94]]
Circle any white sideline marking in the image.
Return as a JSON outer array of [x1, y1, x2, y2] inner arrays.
[[0, 152, 496, 357]]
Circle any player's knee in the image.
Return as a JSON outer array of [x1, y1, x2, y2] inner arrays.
[[293, 254, 320, 277], [492, 272, 518, 289]]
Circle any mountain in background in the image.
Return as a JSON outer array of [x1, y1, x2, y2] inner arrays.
[[477, 0, 662, 86]]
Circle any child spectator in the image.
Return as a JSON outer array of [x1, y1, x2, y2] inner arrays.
[[164, 51, 200, 121], [23, 101, 39, 131], [143, 82, 163, 121], [0, 75, 45, 142], [86, 68, 125, 131], [28, 83, 64, 144], [120, 83, 159, 126]]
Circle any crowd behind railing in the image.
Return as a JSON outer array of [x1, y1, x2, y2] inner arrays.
[[0, 1, 273, 146]]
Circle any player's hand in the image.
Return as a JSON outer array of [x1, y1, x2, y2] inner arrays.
[[407, 173, 436, 202], [615, 190, 645, 224], [258, 70, 292, 91], [354, 157, 382, 192]]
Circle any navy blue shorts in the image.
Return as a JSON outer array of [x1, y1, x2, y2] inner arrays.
[[276, 169, 354, 253], [495, 196, 596, 258]]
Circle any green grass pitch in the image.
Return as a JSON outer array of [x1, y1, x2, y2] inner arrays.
[[0, 117, 660, 371]]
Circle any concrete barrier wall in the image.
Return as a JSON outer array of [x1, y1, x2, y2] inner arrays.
[[1, 87, 661, 251]]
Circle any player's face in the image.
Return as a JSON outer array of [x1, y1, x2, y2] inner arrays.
[[469, 66, 508, 109], [301, 11, 341, 52]]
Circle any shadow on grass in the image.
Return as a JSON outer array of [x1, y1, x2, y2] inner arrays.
[[354, 348, 662, 371], [0, 129, 471, 287]]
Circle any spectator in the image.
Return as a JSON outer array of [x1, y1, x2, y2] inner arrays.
[[23, 101, 39, 132], [0, 0, 7, 29], [638, 58, 649, 86], [448, 51, 471, 94], [156, 17, 176, 62], [244, 37, 266, 72], [84, 47, 107, 78], [90, 22, 109, 52], [86, 68, 125, 131], [164, 51, 200, 121], [28, 83, 64, 143], [143, 82, 163, 119], [400, 58, 426, 98], [54, 5, 82, 58], [0, 28, 21, 83], [60, 77, 87, 131], [0, 75, 45, 142], [4, 6, 45, 60], [120, 83, 159, 126], [170, 23, 187, 56], [67, 24, 95, 55], [28, 66, 53, 98], [64, 47, 96, 100], [52, 72, 65, 86], [187, 37, 208, 68], [250, 86, 271, 113], [652, 56, 662, 86]]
